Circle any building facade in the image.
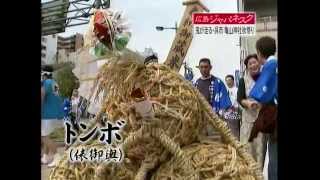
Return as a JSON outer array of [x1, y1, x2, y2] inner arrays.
[[239, 0, 277, 75], [57, 33, 84, 54], [41, 34, 58, 65], [57, 49, 79, 64], [57, 33, 84, 64]]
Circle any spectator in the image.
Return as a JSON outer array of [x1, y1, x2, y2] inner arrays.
[[71, 89, 80, 117], [41, 69, 64, 167], [63, 97, 71, 121], [194, 58, 232, 114], [247, 36, 278, 180], [184, 63, 194, 81], [144, 54, 158, 65], [225, 75, 239, 108], [194, 58, 232, 136], [224, 74, 240, 140], [237, 54, 267, 170], [87, 85, 103, 119], [70, 89, 81, 131]]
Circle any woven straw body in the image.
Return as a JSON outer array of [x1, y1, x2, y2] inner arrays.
[[49, 141, 105, 180], [89, 58, 205, 171], [152, 141, 258, 180], [49, 55, 263, 180]]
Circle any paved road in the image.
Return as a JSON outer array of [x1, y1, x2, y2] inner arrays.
[[263, 145, 269, 180], [41, 147, 65, 180], [42, 119, 92, 180]]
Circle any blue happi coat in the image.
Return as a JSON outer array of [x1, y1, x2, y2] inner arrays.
[[194, 75, 232, 114], [63, 98, 71, 120], [249, 56, 278, 104]]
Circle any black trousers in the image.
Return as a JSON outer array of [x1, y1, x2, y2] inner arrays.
[[225, 118, 240, 140]]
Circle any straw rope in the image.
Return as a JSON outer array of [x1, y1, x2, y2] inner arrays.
[[49, 56, 263, 180]]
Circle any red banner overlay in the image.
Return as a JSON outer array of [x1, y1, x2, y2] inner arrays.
[[193, 13, 256, 25]]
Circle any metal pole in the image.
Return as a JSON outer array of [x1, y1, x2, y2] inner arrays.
[[73, 2, 92, 6], [175, 21, 178, 33], [71, 18, 90, 22], [163, 27, 177, 30]]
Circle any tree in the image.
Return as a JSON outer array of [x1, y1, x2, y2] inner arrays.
[[53, 62, 79, 98]]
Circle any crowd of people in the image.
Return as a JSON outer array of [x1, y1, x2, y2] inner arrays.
[[41, 68, 90, 167], [194, 36, 278, 180]]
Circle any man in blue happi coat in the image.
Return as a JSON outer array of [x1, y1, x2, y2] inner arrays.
[[247, 36, 278, 180], [194, 58, 232, 115], [194, 58, 232, 136]]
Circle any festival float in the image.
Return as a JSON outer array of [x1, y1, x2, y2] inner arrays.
[[49, 1, 263, 179]]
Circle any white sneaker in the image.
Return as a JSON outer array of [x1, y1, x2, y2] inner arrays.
[[47, 154, 62, 168], [41, 154, 53, 165], [41, 154, 47, 164]]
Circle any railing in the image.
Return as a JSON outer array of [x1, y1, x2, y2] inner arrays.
[[58, 45, 76, 50], [256, 16, 277, 32], [58, 39, 76, 45], [58, 35, 77, 40]]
